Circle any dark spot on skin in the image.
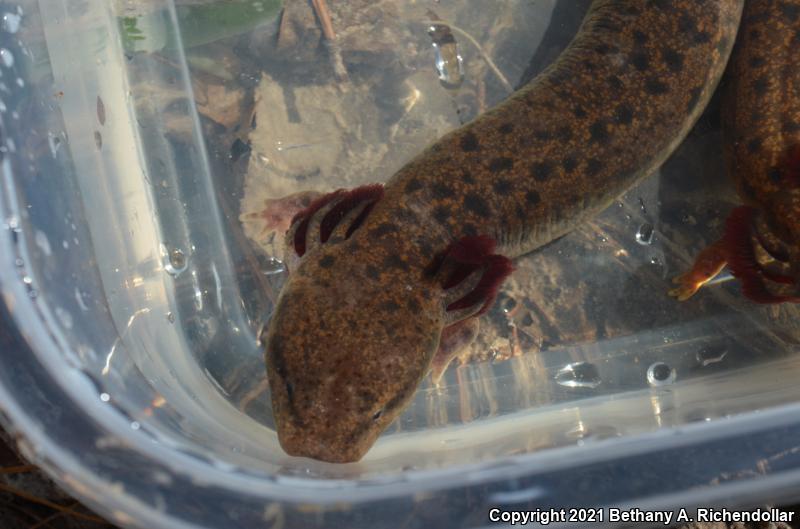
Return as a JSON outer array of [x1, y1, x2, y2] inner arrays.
[[393, 208, 418, 224], [780, 2, 800, 21], [562, 156, 578, 173], [677, 13, 694, 34], [752, 76, 769, 96], [521, 312, 534, 326], [407, 298, 420, 312], [793, 29, 800, 45], [533, 129, 552, 141], [693, 31, 711, 44], [380, 300, 400, 313], [525, 190, 541, 206], [624, 4, 641, 15], [749, 55, 766, 68], [488, 157, 514, 173], [462, 223, 478, 237], [715, 36, 729, 55], [493, 179, 513, 195], [594, 43, 617, 55], [749, 28, 761, 40], [318, 255, 335, 268], [586, 158, 603, 176], [383, 254, 409, 271], [529, 161, 554, 182], [461, 169, 475, 184], [418, 241, 433, 257], [687, 86, 703, 110], [369, 222, 399, 238], [614, 104, 633, 125], [768, 166, 782, 184], [515, 205, 526, 220], [648, 0, 673, 10], [433, 205, 450, 224], [607, 75, 623, 91], [573, 105, 587, 118], [556, 126, 573, 141], [594, 18, 621, 34], [405, 178, 423, 193], [431, 182, 454, 199], [633, 30, 648, 44], [589, 120, 609, 143], [645, 78, 669, 95], [747, 138, 762, 154], [464, 193, 491, 218], [783, 120, 800, 134], [662, 48, 684, 72], [366, 264, 380, 280], [631, 52, 649, 71], [498, 123, 514, 134], [460, 131, 479, 152]]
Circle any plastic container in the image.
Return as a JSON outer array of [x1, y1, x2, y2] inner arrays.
[[2, 1, 800, 527]]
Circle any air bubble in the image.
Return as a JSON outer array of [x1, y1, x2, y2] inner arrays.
[[130, 421, 140, 430], [647, 362, 675, 386], [47, 132, 61, 157], [100, 392, 110, 402], [263, 256, 285, 275], [34, 230, 51, 256], [0, 48, 14, 67], [55, 306, 73, 329], [5, 215, 19, 231], [554, 362, 601, 389], [166, 312, 175, 323], [2, 13, 21, 34], [635, 223, 654, 245], [164, 248, 188, 276], [696, 345, 727, 367]]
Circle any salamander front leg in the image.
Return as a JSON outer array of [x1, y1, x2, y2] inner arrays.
[[669, 240, 727, 301], [430, 318, 480, 384]]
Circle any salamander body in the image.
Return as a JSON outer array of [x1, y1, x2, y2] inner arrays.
[[671, 0, 800, 303], [263, 0, 743, 463]]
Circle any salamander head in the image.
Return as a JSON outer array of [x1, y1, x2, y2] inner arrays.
[[260, 185, 513, 462], [263, 243, 442, 463]]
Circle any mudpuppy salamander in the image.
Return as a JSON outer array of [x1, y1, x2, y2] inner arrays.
[[262, 0, 744, 463], [671, 0, 800, 303]]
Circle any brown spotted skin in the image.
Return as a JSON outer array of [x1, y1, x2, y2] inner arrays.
[[671, 0, 800, 302], [263, 0, 743, 463], [722, 0, 800, 293]]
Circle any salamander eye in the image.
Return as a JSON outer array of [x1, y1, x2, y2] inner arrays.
[[372, 409, 384, 422]]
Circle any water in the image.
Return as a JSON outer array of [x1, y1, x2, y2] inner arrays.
[[20, 0, 800, 483], [554, 362, 602, 389]]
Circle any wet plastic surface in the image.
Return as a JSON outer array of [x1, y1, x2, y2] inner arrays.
[[2, 1, 800, 528]]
